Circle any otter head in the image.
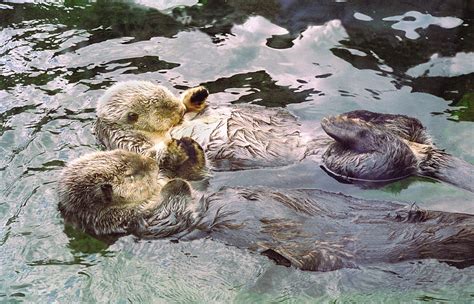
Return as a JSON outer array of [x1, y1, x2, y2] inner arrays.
[[321, 113, 419, 181], [96, 81, 187, 135], [58, 150, 166, 235]]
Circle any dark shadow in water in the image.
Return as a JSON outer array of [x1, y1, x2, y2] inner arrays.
[[0, 71, 60, 92], [0, 0, 184, 47], [26, 107, 95, 136], [411, 74, 474, 121], [380, 176, 439, 194], [64, 56, 180, 87], [0, 105, 38, 136], [25, 225, 117, 267], [64, 224, 116, 255], [180, 0, 473, 108], [447, 92, 474, 122], [3, 0, 471, 71], [197, 70, 316, 107], [330, 48, 382, 71]]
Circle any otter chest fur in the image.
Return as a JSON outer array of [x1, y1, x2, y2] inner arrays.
[[170, 104, 311, 170]]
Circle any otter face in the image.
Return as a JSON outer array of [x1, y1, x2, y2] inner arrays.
[[96, 81, 186, 135], [58, 150, 166, 234], [321, 114, 418, 181]]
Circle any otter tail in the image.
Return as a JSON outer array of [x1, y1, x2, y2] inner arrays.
[[416, 146, 474, 193]]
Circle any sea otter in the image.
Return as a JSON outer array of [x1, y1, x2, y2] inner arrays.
[[58, 150, 474, 271], [95, 81, 209, 180], [95, 80, 209, 155], [94, 81, 473, 191], [57, 150, 202, 236]]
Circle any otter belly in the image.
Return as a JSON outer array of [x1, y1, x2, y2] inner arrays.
[[170, 105, 308, 171]]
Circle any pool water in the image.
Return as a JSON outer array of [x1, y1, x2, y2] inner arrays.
[[1, 0, 473, 302]]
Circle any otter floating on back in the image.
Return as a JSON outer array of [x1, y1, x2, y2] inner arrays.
[[95, 81, 209, 180], [95, 80, 208, 155], [94, 81, 473, 192], [58, 150, 474, 271], [57, 150, 201, 237]]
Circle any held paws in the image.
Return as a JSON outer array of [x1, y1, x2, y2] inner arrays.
[[158, 137, 208, 181], [181, 86, 209, 113]]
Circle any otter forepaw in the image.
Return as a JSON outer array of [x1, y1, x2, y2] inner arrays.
[[158, 137, 208, 181], [181, 86, 209, 113]]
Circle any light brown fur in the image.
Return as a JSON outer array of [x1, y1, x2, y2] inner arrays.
[[58, 150, 201, 237], [95, 81, 209, 151], [94, 81, 209, 180]]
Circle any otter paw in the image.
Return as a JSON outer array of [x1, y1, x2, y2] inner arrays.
[[159, 137, 208, 181], [181, 86, 209, 113]]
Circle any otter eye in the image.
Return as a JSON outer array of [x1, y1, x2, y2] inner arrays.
[[127, 112, 139, 123]]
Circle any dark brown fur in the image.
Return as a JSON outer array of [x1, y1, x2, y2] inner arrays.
[[186, 187, 474, 271]]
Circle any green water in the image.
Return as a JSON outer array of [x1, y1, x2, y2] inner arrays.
[[1, 0, 473, 302]]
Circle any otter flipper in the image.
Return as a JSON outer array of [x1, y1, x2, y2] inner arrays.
[[158, 137, 209, 181], [181, 86, 209, 113], [342, 110, 432, 144], [321, 114, 418, 181], [259, 242, 358, 271]]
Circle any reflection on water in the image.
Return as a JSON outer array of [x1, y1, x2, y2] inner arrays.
[[382, 11, 463, 40], [0, 0, 473, 302]]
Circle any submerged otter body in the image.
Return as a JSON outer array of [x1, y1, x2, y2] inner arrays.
[[172, 104, 473, 190], [58, 150, 474, 271], [94, 81, 474, 190], [191, 187, 474, 271]]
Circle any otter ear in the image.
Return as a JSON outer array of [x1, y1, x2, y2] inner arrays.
[[100, 183, 113, 203], [127, 112, 139, 123]]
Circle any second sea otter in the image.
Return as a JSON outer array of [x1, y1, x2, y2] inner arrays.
[[94, 81, 473, 191], [58, 150, 474, 271]]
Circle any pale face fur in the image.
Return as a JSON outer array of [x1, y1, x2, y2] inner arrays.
[[58, 150, 168, 234], [96, 81, 186, 137]]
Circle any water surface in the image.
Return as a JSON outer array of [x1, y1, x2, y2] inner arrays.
[[1, 0, 473, 302]]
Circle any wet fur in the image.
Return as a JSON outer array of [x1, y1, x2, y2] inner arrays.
[[57, 150, 474, 271], [57, 150, 200, 237], [94, 81, 473, 190], [187, 187, 474, 271], [94, 81, 210, 179]]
